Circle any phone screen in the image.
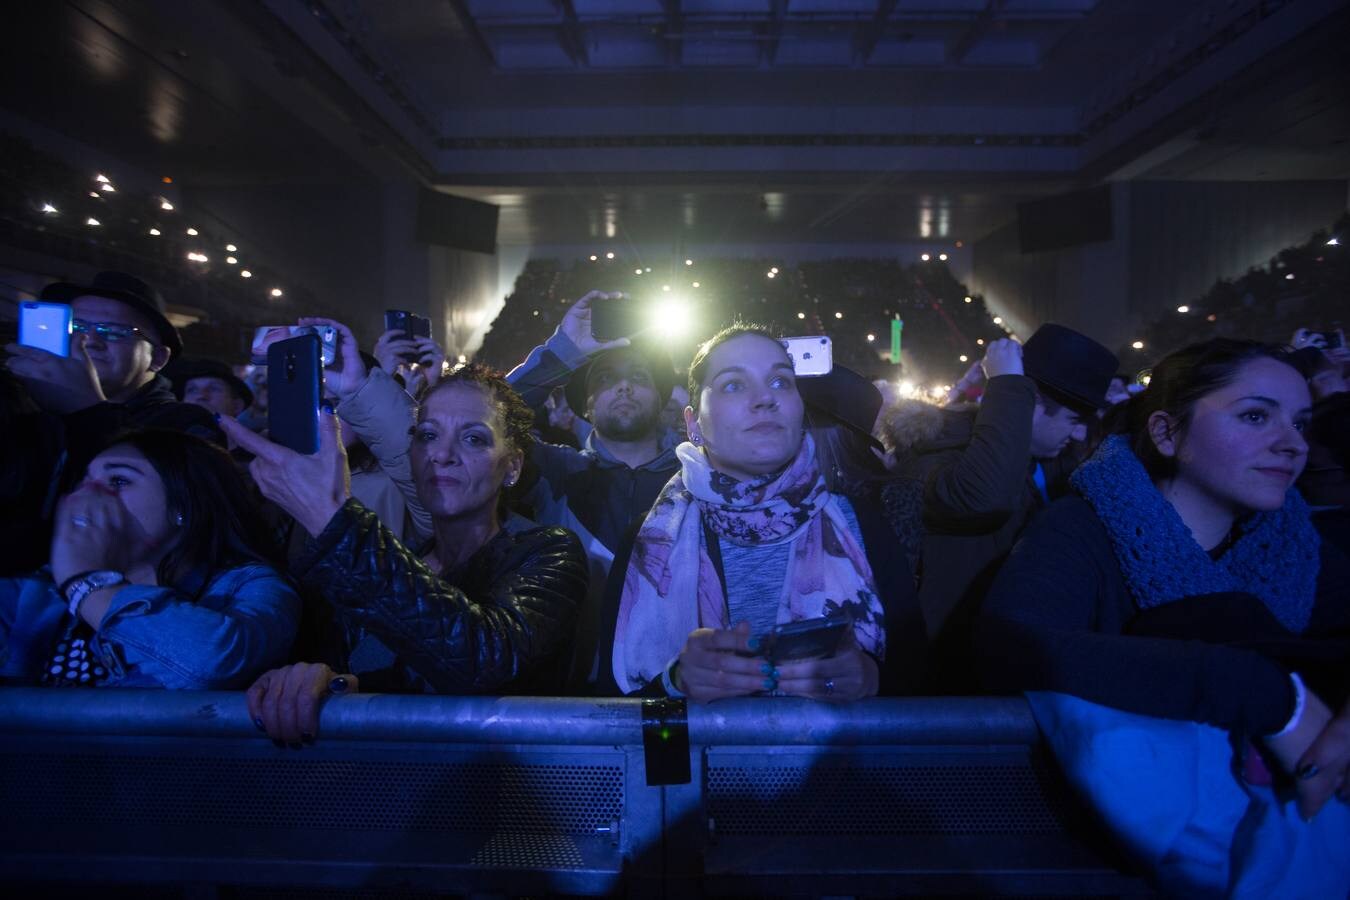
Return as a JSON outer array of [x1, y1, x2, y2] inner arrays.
[[18, 301, 72, 357], [754, 613, 851, 664], [780, 336, 833, 376]]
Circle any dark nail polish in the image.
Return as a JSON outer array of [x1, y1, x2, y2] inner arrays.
[[760, 662, 774, 675], [747, 637, 760, 652], [762, 678, 776, 691], [771, 667, 780, 679], [1296, 763, 1320, 780], [253, 716, 265, 731]]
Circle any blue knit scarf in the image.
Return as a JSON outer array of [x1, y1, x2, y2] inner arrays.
[[1070, 435, 1319, 634]]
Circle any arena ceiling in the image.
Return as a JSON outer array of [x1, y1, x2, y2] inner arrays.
[[2, 0, 1348, 248]]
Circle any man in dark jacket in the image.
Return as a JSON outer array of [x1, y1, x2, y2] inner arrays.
[[507, 291, 681, 686], [5, 271, 223, 468], [881, 323, 1117, 691]]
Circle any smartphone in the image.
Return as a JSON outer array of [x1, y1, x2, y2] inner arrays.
[[267, 334, 323, 455], [590, 296, 648, 342], [384, 309, 431, 339], [780, 336, 833, 376], [18, 301, 72, 357], [251, 325, 337, 367], [753, 612, 852, 664], [1314, 329, 1344, 350], [384, 310, 432, 362]]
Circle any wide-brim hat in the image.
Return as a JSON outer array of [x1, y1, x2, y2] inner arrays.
[[797, 364, 885, 453], [40, 270, 183, 359], [1022, 323, 1118, 415], [564, 340, 676, 420], [166, 358, 254, 409]]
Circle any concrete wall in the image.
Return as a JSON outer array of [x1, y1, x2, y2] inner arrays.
[[968, 180, 1348, 351]]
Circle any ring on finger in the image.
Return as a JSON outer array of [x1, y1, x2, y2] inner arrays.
[[824, 678, 836, 696]]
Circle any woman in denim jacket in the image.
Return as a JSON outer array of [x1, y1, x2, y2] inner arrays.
[[0, 430, 300, 689]]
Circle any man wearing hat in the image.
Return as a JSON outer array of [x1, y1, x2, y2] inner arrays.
[[507, 291, 681, 688], [171, 358, 255, 419], [5, 271, 222, 458], [879, 323, 1117, 691]]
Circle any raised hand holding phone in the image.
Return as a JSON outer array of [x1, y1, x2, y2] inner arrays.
[[558, 291, 633, 356]]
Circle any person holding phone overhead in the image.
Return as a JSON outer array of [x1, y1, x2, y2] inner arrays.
[[218, 364, 587, 744], [600, 325, 924, 701]]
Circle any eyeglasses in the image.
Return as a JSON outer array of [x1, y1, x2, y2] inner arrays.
[[72, 319, 150, 344]]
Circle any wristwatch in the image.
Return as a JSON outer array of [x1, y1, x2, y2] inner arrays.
[[63, 570, 127, 618]]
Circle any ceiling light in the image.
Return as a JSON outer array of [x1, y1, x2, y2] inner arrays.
[[225, 256, 237, 264], [1285, 273, 1295, 280], [635, 268, 643, 275], [959, 355, 968, 362], [1177, 305, 1189, 313], [226, 244, 237, 252], [767, 272, 776, 279], [834, 312, 843, 319], [148, 228, 161, 236], [88, 192, 99, 198], [976, 338, 984, 345], [1131, 340, 1144, 350], [921, 253, 930, 261], [86, 217, 100, 226], [797, 312, 806, 319], [866, 333, 875, 342], [992, 316, 1003, 325], [606, 252, 615, 259], [685, 259, 693, 266], [270, 288, 283, 297], [100, 183, 115, 192], [589, 255, 598, 261], [662, 285, 671, 292], [240, 270, 253, 278], [1327, 237, 1339, 246], [161, 200, 174, 211], [692, 282, 700, 288], [41, 203, 57, 214], [939, 253, 948, 261], [964, 296, 972, 303], [186, 227, 198, 236], [95, 174, 109, 183]]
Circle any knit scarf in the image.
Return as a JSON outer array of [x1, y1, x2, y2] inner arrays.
[[1070, 435, 1319, 634], [612, 434, 886, 693]]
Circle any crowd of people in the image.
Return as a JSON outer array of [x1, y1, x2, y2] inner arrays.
[[2, 252, 1348, 896]]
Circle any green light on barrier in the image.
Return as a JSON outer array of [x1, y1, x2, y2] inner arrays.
[[891, 318, 903, 365]]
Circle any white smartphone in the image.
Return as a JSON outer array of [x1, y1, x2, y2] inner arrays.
[[780, 335, 832, 376], [251, 325, 338, 367], [18, 301, 73, 357]]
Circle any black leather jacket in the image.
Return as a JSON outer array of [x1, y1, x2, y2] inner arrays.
[[294, 499, 587, 694]]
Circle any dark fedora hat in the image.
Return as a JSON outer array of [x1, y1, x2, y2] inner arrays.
[[564, 339, 676, 420], [1022, 323, 1118, 415], [40, 271, 183, 359], [797, 364, 885, 453], [166, 358, 254, 409]]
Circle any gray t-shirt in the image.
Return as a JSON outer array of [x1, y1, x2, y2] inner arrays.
[[719, 495, 863, 635]]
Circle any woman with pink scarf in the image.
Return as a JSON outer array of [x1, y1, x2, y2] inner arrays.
[[601, 325, 924, 701]]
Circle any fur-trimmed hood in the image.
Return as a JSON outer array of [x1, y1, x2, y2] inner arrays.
[[878, 398, 976, 456]]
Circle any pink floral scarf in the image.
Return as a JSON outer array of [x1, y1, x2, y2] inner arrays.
[[612, 434, 886, 693]]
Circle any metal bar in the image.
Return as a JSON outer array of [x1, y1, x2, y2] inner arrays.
[[0, 689, 1039, 745]]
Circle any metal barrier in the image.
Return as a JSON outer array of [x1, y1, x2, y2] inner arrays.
[[0, 689, 1150, 897]]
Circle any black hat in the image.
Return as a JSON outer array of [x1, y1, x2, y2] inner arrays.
[[797, 364, 885, 453], [40, 271, 183, 359], [167, 358, 254, 409], [564, 340, 676, 420], [1022, 323, 1118, 415]]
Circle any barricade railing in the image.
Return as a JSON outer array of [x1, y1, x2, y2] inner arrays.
[[0, 689, 1150, 897]]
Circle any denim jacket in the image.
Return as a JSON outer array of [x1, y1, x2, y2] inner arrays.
[[0, 564, 300, 690]]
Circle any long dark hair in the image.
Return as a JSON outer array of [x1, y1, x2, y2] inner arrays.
[[1118, 338, 1300, 479], [87, 429, 284, 592], [806, 409, 891, 498]]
